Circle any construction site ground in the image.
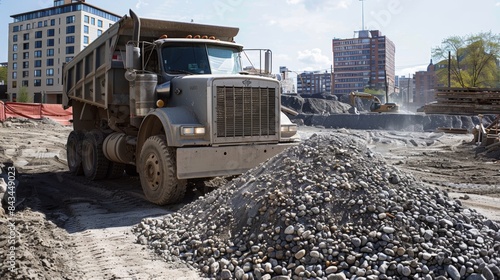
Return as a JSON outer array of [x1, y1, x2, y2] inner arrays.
[[0, 119, 499, 279]]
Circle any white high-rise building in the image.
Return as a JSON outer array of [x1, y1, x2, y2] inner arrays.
[[7, 0, 120, 103]]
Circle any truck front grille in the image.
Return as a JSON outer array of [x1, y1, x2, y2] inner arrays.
[[215, 86, 277, 139]]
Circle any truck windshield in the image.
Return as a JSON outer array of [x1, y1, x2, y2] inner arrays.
[[161, 43, 242, 75]]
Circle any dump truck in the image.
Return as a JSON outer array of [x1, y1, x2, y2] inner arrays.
[[62, 10, 299, 205], [349, 91, 399, 113]]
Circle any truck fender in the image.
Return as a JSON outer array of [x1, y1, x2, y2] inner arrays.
[[136, 107, 201, 160]]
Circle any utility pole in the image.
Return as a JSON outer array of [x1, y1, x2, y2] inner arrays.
[[448, 51, 451, 88]]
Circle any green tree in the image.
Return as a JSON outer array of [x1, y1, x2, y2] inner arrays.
[[17, 86, 31, 103], [0, 66, 7, 84], [432, 32, 500, 88]]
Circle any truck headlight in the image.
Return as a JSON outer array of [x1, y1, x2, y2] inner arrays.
[[280, 124, 297, 137], [181, 126, 206, 136]]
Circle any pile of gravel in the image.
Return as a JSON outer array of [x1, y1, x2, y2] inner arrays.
[[134, 133, 500, 280]]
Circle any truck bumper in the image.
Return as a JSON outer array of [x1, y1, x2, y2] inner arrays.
[[176, 142, 298, 179]]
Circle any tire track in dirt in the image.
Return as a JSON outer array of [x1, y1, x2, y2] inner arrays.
[[54, 174, 202, 279]]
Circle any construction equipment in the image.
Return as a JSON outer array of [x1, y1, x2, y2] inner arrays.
[[349, 91, 399, 113], [62, 10, 299, 205]]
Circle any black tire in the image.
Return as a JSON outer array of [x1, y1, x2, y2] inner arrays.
[[139, 135, 186, 205], [81, 130, 110, 180], [67, 130, 84, 175]]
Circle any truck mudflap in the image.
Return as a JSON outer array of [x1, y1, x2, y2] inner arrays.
[[176, 142, 297, 179]]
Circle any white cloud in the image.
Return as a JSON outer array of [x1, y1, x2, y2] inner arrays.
[[135, 0, 149, 9], [297, 48, 332, 70], [496, 2, 500, 6], [396, 64, 428, 77]]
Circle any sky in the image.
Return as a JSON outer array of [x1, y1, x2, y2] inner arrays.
[[0, 0, 499, 79]]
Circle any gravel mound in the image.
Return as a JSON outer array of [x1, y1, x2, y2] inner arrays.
[[134, 133, 500, 280]]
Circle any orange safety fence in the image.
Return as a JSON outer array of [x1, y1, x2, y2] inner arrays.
[[0, 101, 73, 126]]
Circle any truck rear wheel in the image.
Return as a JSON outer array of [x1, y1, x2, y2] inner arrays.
[[139, 135, 186, 205], [82, 130, 110, 180], [67, 131, 84, 175]]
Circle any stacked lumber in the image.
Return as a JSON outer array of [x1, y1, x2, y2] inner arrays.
[[423, 87, 500, 115]]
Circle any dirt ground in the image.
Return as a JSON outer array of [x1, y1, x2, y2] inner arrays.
[[0, 119, 499, 279]]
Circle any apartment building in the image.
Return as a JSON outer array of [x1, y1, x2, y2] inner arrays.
[[296, 71, 332, 95], [332, 30, 395, 96], [7, 0, 120, 103]]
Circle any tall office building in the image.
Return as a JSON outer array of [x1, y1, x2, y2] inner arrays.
[[7, 0, 120, 103], [332, 30, 395, 97]]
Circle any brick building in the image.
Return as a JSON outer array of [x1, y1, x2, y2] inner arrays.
[[332, 30, 395, 96]]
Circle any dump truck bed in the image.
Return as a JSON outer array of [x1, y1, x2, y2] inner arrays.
[[62, 14, 240, 109]]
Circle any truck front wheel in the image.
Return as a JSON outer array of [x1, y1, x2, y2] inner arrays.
[[139, 135, 186, 205]]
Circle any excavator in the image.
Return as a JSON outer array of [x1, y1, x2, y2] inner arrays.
[[349, 91, 399, 113]]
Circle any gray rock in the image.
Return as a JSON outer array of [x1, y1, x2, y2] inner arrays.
[[327, 272, 347, 280]]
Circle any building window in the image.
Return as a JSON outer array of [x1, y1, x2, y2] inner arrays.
[[66, 26, 75, 34], [22, 80, 28, 87], [44, 20, 48, 27], [34, 70, 42, 77], [46, 69, 54, 76], [47, 49, 54, 57], [84, 25, 89, 34], [34, 50, 42, 58], [34, 79, 42, 87], [50, 19, 56, 26], [26, 23, 31, 30], [66, 57, 73, 62], [84, 15, 89, 23], [38, 21, 43, 28], [12, 63, 17, 70], [22, 71, 29, 77], [46, 78, 54, 86], [12, 53, 17, 61], [66, 46, 75, 54], [12, 81, 17, 88], [23, 43, 29, 50], [23, 52, 29, 59], [47, 29, 55, 37], [97, 20, 103, 28], [13, 35, 18, 42], [47, 39, 54, 46], [12, 72, 17, 79], [97, 30, 102, 37], [46, 58, 54, 66], [83, 36, 89, 44], [23, 33, 29, 40], [35, 60, 42, 68], [35, 31, 42, 39], [91, 18, 95, 25], [13, 26, 19, 32], [13, 44, 18, 52], [66, 15, 75, 24], [23, 61, 29, 69], [66, 36, 75, 44], [35, 41, 42, 48]]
